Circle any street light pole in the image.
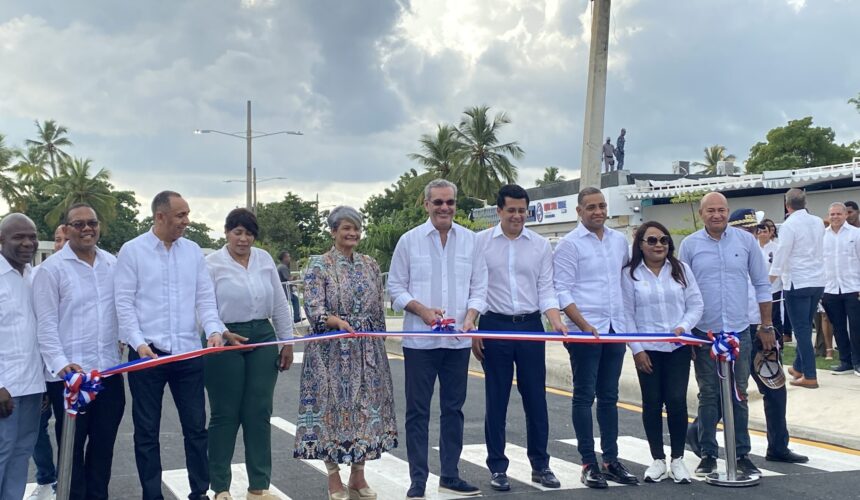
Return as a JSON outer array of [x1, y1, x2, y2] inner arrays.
[[579, 0, 611, 189], [246, 100, 253, 210]]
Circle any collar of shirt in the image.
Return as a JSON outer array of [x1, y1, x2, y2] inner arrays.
[[144, 227, 185, 250], [421, 218, 460, 237], [57, 242, 109, 268], [491, 224, 531, 241], [0, 256, 30, 278]]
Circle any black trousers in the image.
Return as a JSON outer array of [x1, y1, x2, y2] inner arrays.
[[773, 291, 793, 337], [479, 312, 549, 473], [749, 325, 790, 455], [46, 374, 126, 500], [636, 346, 690, 459], [822, 292, 860, 368], [403, 346, 470, 485], [128, 348, 208, 500]]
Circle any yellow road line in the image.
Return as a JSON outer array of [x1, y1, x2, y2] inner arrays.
[[389, 352, 860, 455]]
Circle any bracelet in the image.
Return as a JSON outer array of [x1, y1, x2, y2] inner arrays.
[[759, 325, 775, 331]]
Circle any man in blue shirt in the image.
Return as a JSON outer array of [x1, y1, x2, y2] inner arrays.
[[679, 192, 772, 479]]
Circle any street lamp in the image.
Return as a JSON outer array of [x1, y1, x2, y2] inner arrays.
[[224, 175, 287, 212], [195, 100, 302, 212]]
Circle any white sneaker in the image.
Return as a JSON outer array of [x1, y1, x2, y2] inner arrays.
[[27, 483, 55, 500], [670, 457, 692, 484], [644, 458, 668, 482]]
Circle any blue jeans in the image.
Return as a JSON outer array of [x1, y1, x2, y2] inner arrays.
[[565, 341, 626, 465], [32, 395, 56, 485], [0, 393, 42, 500], [784, 286, 825, 379], [692, 328, 751, 457]]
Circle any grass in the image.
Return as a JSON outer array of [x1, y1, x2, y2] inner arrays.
[[782, 343, 839, 371]]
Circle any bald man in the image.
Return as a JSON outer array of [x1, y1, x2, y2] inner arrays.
[[679, 193, 771, 479], [0, 214, 46, 500]]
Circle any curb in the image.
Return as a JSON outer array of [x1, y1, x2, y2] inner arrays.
[[383, 337, 860, 452]]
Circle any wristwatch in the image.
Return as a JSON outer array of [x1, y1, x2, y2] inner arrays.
[[759, 325, 775, 332]]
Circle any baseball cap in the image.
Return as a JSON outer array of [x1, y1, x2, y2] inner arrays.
[[754, 348, 786, 389]]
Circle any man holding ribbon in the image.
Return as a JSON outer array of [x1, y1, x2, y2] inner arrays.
[[552, 186, 639, 489], [471, 184, 567, 492], [32, 203, 126, 500], [388, 179, 486, 499], [0, 213, 44, 500], [115, 191, 229, 500], [679, 192, 772, 479]]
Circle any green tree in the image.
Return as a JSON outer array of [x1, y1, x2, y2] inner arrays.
[[745, 117, 855, 173], [693, 145, 736, 174], [407, 124, 465, 194], [850, 92, 860, 113], [669, 191, 706, 234], [13, 146, 49, 185], [255, 192, 327, 259], [98, 190, 142, 254], [25, 119, 73, 178], [454, 105, 523, 200], [44, 157, 117, 228], [535, 166, 566, 186], [362, 170, 424, 225], [0, 134, 21, 210]]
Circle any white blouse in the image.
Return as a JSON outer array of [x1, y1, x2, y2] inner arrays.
[[622, 260, 704, 354], [206, 246, 294, 340]]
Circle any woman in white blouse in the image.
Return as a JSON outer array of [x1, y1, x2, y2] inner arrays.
[[621, 221, 703, 485], [205, 208, 294, 500]]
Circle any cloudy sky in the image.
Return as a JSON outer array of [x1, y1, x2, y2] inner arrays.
[[1, 0, 858, 231]]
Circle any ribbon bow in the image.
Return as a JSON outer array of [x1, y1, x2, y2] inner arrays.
[[63, 370, 103, 416], [707, 330, 744, 402], [432, 318, 457, 332]]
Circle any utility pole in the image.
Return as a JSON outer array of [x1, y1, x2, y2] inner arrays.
[[579, 0, 611, 189], [246, 100, 253, 210]]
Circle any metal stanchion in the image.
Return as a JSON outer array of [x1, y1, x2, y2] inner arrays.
[[55, 413, 77, 500], [705, 357, 760, 487]]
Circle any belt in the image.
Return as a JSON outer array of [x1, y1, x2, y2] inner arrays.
[[483, 310, 541, 323]]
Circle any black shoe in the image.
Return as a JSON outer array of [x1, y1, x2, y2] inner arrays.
[[832, 363, 854, 374], [489, 472, 510, 491], [766, 449, 809, 463], [603, 461, 639, 485], [531, 468, 561, 488], [580, 463, 608, 489], [737, 455, 762, 477], [686, 422, 702, 458], [439, 477, 481, 496], [695, 455, 717, 477], [406, 482, 426, 499]]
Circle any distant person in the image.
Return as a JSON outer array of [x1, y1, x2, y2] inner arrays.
[[0, 214, 45, 500], [822, 202, 860, 376], [770, 188, 826, 388], [760, 219, 793, 343], [844, 200, 860, 228], [33, 204, 126, 500], [27, 224, 67, 500], [623, 221, 702, 484], [616, 129, 626, 170], [115, 190, 230, 500], [602, 138, 616, 173], [277, 250, 302, 323]]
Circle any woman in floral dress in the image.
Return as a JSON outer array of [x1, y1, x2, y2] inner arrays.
[[294, 205, 397, 500]]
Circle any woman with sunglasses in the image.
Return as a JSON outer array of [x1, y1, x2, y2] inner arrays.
[[621, 221, 703, 484]]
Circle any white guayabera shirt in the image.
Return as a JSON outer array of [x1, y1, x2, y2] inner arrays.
[[0, 259, 44, 397], [32, 243, 121, 380], [388, 219, 486, 350]]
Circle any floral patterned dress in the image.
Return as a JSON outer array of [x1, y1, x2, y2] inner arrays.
[[293, 247, 398, 463]]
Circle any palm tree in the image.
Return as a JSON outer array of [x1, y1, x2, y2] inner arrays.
[[407, 124, 466, 201], [693, 145, 736, 174], [454, 105, 524, 200], [45, 157, 116, 227], [535, 166, 567, 187], [13, 147, 49, 184], [25, 119, 73, 178], [0, 134, 21, 208]]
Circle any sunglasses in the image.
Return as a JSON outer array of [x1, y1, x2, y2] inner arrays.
[[67, 219, 99, 231], [430, 199, 456, 207], [642, 235, 670, 246]]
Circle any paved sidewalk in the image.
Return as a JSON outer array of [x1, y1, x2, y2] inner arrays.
[[384, 316, 860, 451]]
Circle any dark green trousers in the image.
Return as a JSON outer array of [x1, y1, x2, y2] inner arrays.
[[205, 319, 279, 493]]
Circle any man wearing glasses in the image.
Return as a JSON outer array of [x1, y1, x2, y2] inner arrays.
[[388, 179, 486, 499], [32, 203, 126, 500]]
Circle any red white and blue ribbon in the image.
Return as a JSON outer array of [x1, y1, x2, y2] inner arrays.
[[60, 324, 713, 413], [708, 330, 745, 402], [63, 370, 102, 416]]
